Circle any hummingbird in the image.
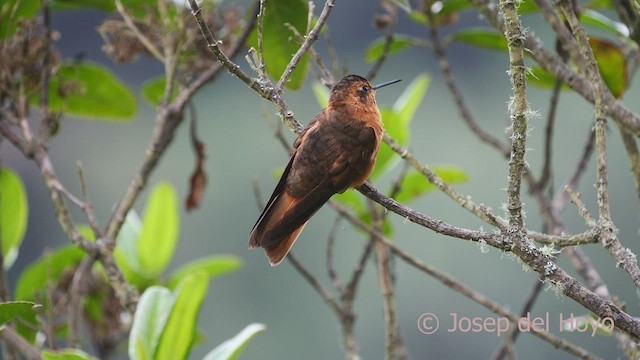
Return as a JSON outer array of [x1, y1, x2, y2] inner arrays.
[[249, 74, 401, 266]]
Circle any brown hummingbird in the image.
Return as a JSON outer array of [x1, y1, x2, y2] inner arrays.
[[249, 74, 401, 266]]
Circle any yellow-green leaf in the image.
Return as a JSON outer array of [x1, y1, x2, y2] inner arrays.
[[129, 286, 174, 360], [15, 245, 85, 301], [155, 272, 209, 360], [141, 76, 179, 107], [0, 167, 28, 269], [371, 73, 430, 179], [394, 166, 468, 204], [581, 9, 629, 36], [136, 182, 179, 277], [0, 301, 39, 327], [590, 37, 627, 98], [46, 62, 137, 121], [167, 255, 243, 289], [311, 81, 329, 108], [364, 36, 413, 63], [42, 349, 99, 360], [203, 323, 266, 360], [451, 28, 508, 52], [247, 0, 310, 89]]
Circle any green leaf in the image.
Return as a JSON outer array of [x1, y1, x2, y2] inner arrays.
[[155, 272, 209, 360], [45, 62, 137, 121], [589, 37, 627, 98], [203, 323, 266, 360], [0, 301, 39, 326], [0, 167, 28, 269], [115, 210, 143, 273], [114, 210, 154, 288], [15, 245, 85, 301], [364, 36, 413, 63], [451, 28, 508, 52], [371, 111, 399, 179], [371, 73, 430, 179], [247, 0, 310, 89], [136, 182, 179, 278], [0, 0, 41, 39], [581, 9, 629, 36], [42, 349, 99, 360], [393, 73, 430, 122], [141, 76, 179, 107], [167, 255, 242, 289], [129, 286, 174, 360], [394, 166, 468, 204], [311, 81, 329, 108]]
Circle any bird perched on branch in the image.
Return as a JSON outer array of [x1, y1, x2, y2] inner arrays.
[[249, 74, 401, 266]]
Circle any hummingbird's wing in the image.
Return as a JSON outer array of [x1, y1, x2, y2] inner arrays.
[[248, 153, 296, 248], [249, 114, 379, 266], [247, 153, 335, 266], [248, 118, 326, 265]]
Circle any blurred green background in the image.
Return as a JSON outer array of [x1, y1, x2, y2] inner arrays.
[[4, 1, 640, 359]]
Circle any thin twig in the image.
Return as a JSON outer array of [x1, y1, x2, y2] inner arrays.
[[366, 3, 397, 81], [369, 200, 398, 360], [256, 0, 267, 80], [275, 0, 335, 92], [534, 79, 562, 192], [68, 256, 95, 348], [262, 105, 291, 151], [553, 127, 595, 213], [326, 217, 344, 293], [0, 326, 41, 360], [533, 0, 584, 70], [76, 161, 101, 238], [288, 254, 342, 316], [285, 23, 335, 86], [490, 280, 544, 360], [565, 187, 597, 227], [617, 125, 640, 207], [427, 10, 510, 157], [38, 0, 52, 141], [115, 0, 164, 61]]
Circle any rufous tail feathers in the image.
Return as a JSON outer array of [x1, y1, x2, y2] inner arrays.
[[249, 191, 306, 266]]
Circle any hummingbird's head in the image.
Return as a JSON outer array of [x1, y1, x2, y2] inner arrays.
[[328, 74, 401, 109]]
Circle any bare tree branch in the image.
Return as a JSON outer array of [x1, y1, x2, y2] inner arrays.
[[559, 0, 640, 288]]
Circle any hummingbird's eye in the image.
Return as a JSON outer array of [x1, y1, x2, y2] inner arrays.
[[361, 85, 370, 92]]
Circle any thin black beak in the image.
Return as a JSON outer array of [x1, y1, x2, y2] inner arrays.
[[373, 78, 402, 90]]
